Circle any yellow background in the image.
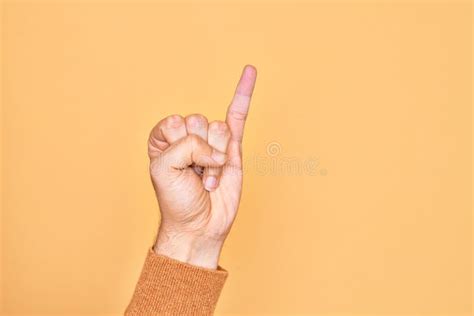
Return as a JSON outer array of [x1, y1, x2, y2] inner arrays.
[[1, 1, 472, 315]]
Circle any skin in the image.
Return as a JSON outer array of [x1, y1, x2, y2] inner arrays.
[[148, 65, 257, 269]]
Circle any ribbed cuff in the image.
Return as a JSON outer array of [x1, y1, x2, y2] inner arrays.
[[125, 249, 228, 315]]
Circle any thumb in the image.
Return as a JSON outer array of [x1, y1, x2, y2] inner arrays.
[[154, 134, 227, 171]]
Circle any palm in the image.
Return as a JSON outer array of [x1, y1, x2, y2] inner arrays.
[[208, 158, 243, 235], [150, 157, 241, 236]]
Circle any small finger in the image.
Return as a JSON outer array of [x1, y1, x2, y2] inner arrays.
[[226, 65, 257, 143]]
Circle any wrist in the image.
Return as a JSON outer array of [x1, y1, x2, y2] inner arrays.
[[153, 227, 224, 270]]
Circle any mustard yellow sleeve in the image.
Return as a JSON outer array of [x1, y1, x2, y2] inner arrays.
[[125, 249, 228, 315]]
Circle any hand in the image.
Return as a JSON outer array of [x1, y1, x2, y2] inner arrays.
[[148, 66, 257, 269]]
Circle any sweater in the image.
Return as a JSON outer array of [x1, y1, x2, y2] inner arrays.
[[125, 249, 228, 315]]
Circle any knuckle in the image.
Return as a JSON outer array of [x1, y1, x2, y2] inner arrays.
[[230, 110, 248, 121], [164, 114, 184, 128], [228, 109, 247, 121], [185, 114, 208, 128], [209, 121, 229, 134]]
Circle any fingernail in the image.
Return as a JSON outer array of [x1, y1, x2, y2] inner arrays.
[[211, 150, 226, 164], [204, 176, 218, 191]]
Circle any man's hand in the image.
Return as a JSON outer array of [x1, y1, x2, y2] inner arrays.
[[148, 66, 257, 269]]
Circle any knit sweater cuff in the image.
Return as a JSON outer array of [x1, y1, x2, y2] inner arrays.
[[125, 249, 228, 315]]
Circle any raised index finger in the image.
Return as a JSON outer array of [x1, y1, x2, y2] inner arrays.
[[226, 65, 257, 143]]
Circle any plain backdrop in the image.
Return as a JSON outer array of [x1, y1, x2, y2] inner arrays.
[[1, 1, 472, 315]]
